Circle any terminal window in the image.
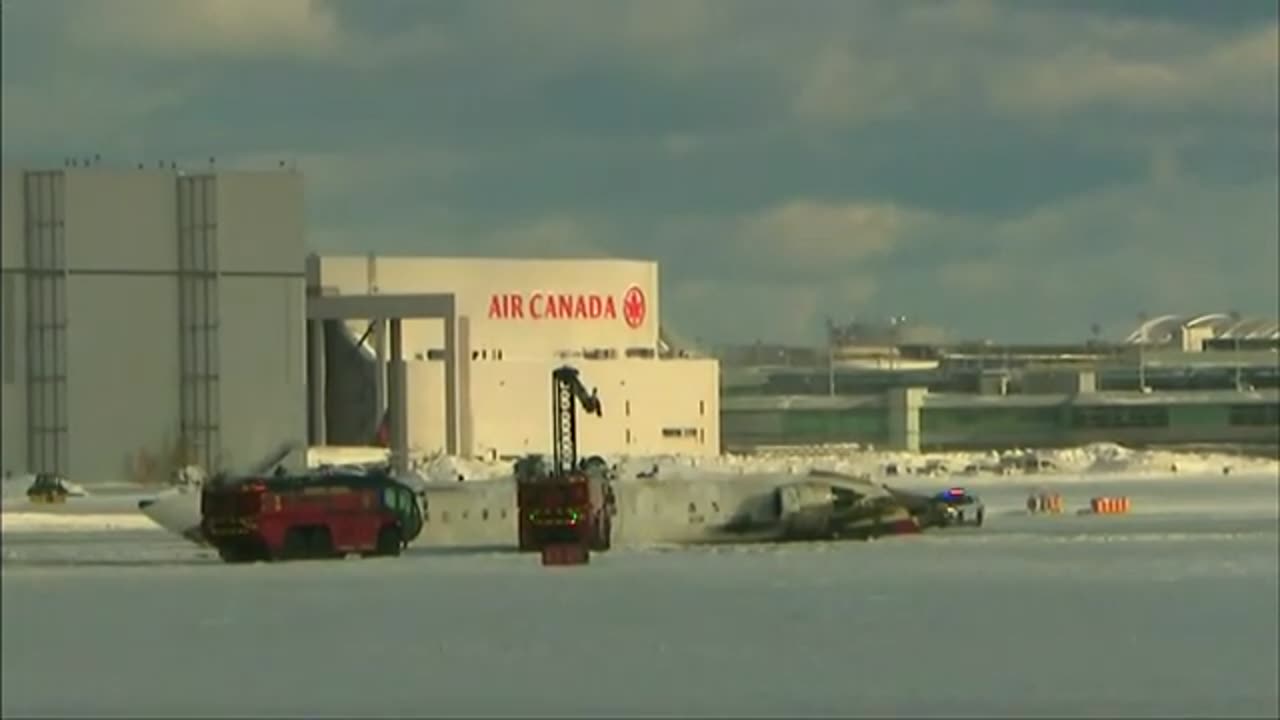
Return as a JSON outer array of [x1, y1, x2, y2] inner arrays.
[[1228, 404, 1280, 426], [1070, 406, 1169, 429]]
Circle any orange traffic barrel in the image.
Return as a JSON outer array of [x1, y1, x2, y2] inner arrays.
[[1090, 496, 1131, 514], [1026, 492, 1064, 514]]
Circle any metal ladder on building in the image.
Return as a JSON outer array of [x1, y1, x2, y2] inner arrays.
[[177, 175, 222, 472], [23, 171, 70, 476]]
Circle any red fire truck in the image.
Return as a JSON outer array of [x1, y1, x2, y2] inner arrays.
[[515, 367, 616, 566], [516, 456, 613, 557], [200, 468, 424, 563]]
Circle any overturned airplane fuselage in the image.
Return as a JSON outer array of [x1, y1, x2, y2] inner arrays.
[[136, 465, 983, 551]]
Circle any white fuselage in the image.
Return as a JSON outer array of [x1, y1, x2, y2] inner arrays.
[[136, 470, 906, 549]]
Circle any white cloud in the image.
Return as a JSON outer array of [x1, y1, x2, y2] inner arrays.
[[988, 23, 1279, 115], [3, 1, 1274, 344], [0, 73, 194, 150], [736, 200, 921, 276], [902, 0, 998, 33], [66, 0, 343, 58], [661, 171, 1279, 341], [482, 215, 613, 259], [665, 278, 826, 345], [790, 48, 920, 125], [926, 175, 1279, 328]]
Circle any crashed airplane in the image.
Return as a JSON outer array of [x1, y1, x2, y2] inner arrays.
[[137, 453, 985, 551]]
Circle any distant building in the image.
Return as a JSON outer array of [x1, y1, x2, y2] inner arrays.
[[1, 164, 720, 484], [1, 165, 307, 482], [1126, 313, 1280, 352], [311, 255, 719, 459]]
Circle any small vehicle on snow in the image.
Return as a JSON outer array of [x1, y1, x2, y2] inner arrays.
[[26, 473, 87, 504], [924, 487, 985, 528]]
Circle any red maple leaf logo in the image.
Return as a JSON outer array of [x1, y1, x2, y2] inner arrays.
[[623, 285, 646, 329]]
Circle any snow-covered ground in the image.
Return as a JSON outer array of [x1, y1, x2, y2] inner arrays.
[[2, 444, 1277, 717]]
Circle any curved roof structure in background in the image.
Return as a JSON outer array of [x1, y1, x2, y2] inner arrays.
[[1125, 313, 1280, 344]]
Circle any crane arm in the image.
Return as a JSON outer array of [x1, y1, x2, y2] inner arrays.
[[551, 366, 602, 476], [556, 366, 602, 417]]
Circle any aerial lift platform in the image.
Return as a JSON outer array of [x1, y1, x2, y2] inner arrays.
[[515, 366, 616, 566]]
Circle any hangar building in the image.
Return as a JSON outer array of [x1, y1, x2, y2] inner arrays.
[[0, 165, 719, 483], [310, 255, 720, 460], [1, 166, 307, 483]]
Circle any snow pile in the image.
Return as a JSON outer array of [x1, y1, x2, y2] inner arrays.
[[411, 453, 510, 484], [427, 441, 1278, 484], [1, 474, 91, 508], [1, 475, 35, 502], [1, 513, 159, 533]]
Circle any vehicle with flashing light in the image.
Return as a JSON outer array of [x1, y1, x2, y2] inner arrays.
[[199, 468, 424, 563], [925, 487, 985, 528]]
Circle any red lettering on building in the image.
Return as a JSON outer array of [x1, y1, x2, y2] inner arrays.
[[488, 292, 631, 322], [488, 293, 528, 319]]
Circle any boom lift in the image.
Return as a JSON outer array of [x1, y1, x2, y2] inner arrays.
[[515, 366, 616, 566]]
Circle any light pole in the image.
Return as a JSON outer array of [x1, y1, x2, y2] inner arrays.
[[1137, 342, 1145, 391], [828, 342, 836, 397], [1136, 312, 1148, 392], [1230, 311, 1243, 390]]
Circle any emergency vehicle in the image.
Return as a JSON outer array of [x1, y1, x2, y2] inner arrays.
[[515, 366, 616, 565], [200, 468, 424, 563]]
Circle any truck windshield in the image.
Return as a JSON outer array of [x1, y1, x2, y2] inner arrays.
[[204, 487, 262, 517]]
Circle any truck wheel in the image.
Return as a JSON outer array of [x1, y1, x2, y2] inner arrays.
[[376, 525, 403, 557], [310, 527, 337, 558], [282, 528, 309, 560]]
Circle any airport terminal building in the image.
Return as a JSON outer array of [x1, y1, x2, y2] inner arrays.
[[0, 165, 718, 484]]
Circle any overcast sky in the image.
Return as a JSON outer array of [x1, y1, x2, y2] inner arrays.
[[3, 0, 1277, 346]]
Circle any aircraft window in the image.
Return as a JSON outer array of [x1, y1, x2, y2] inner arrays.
[[500, 509, 508, 519], [688, 502, 697, 514], [711, 502, 720, 513], [482, 508, 490, 521], [462, 509, 469, 520]]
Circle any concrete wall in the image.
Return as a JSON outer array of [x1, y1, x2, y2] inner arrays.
[[64, 171, 181, 483], [401, 357, 720, 458], [1, 169, 27, 477], [214, 173, 308, 472], [316, 255, 660, 360], [0, 167, 307, 483]]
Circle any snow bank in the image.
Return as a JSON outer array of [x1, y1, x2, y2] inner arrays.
[[420, 441, 1279, 485], [1, 474, 91, 502], [1, 513, 160, 533]]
